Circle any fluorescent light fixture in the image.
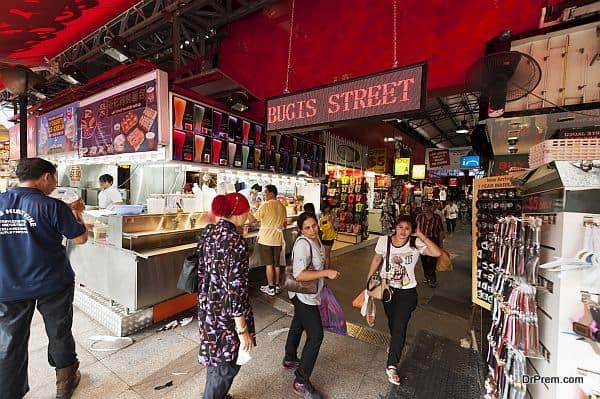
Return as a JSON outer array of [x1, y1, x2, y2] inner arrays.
[[227, 92, 249, 112], [557, 116, 576, 122], [456, 119, 470, 134], [102, 37, 133, 63]]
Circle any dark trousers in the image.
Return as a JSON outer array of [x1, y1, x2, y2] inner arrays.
[[284, 296, 324, 385], [383, 288, 418, 368], [421, 237, 440, 284], [446, 219, 457, 233], [0, 285, 77, 399], [203, 360, 241, 399]]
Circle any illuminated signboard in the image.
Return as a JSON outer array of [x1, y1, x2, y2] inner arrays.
[[266, 63, 427, 133], [412, 164, 426, 179], [460, 155, 480, 168], [394, 157, 410, 176]]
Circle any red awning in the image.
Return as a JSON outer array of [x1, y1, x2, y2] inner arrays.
[[0, 0, 139, 63]]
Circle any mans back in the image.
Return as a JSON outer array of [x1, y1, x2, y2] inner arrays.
[[255, 199, 287, 246], [0, 187, 85, 301]]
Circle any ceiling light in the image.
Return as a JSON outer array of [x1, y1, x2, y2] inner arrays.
[[456, 120, 470, 134], [227, 91, 249, 112], [102, 37, 133, 63], [508, 146, 518, 154], [58, 64, 87, 85], [557, 116, 576, 122], [30, 89, 47, 100]]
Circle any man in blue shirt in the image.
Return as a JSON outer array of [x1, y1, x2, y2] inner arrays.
[[0, 158, 88, 399]]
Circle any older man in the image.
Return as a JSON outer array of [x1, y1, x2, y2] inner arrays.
[[248, 184, 287, 296], [415, 201, 444, 288], [0, 158, 88, 399]]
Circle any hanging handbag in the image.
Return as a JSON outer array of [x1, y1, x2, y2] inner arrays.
[[177, 242, 201, 293], [366, 236, 392, 301], [279, 237, 319, 294]]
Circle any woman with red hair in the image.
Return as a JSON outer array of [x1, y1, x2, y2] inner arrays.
[[197, 193, 255, 399]]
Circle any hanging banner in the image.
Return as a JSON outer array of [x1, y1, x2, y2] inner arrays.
[[266, 63, 427, 133], [8, 125, 19, 161], [426, 147, 471, 170], [79, 80, 158, 157], [37, 103, 78, 155], [394, 157, 410, 176], [412, 164, 426, 179], [367, 148, 387, 173], [26, 117, 36, 157]]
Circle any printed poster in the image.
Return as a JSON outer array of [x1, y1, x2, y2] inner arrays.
[[37, 103, 78, 155], [79, 80, 158, 157]]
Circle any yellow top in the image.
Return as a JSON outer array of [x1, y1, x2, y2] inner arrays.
[[254, 199, 287, 246], [319, 215, 336, 240]]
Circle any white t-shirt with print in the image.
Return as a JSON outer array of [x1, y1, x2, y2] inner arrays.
[[98, 186, 122, 210], [375, 236, 427, 289], [444, 204, 459, 220], [288, 237, 325, 305]]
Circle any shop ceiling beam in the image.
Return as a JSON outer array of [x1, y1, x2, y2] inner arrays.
[[436, 97, 460, 129], [425, 116, 456, 146]]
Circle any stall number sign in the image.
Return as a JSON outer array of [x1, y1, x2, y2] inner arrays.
[[368, 148, 387, 173], [266, 63, 425, 132]]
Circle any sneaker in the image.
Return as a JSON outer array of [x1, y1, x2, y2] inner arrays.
[[293, 381, 323, 399], [260, 285, 276, 296], [275, 285, 282, 295], [282, 357, 301, 369]]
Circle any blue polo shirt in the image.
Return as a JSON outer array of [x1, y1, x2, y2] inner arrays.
[[0, 187, 86, 301]]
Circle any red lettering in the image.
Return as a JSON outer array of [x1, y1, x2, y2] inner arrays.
[[382, 82, 397, 105], [276, 105, 285, 123], [353, 89, 367, 110], [397, 78, 415, 102], [328, 94, 340, 114], [297, 100, 304, 119], [367, 85, 383, 107], [340, 91, 352, 111], [306, 99, 317, 118], [285, 103, 295, 120], [268, 106, 278, 124]]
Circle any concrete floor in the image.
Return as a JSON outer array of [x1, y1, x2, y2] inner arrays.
[[23, 222, 475, 398]]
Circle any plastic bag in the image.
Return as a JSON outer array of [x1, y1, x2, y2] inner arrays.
[[318, 286, 347, 336], [352, 290, 365, 309], [436, 249, 453, 272]]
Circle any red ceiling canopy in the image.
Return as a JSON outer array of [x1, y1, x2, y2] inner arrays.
[[0, 0, 139, 63]]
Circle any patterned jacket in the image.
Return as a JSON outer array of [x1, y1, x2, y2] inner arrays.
[[197, 219, 255, 365]]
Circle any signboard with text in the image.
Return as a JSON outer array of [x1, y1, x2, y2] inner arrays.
[[266, 63, 426, 133], [78, 80, 158, 157], [37, 103, 78, 155], [367, 148, 387, 173], [490, 155, 529, 176], [412, 164, 426, 179], [8, 125, 19, 160], [426, 147, 471, 170], [394, 157, 410, 176]]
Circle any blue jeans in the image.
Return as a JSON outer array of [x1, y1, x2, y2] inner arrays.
[[0, 285, 77, 399]]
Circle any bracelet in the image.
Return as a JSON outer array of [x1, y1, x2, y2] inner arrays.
[[235, 324, 248, 334]]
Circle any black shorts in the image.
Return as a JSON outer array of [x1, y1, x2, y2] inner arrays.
[[257, 244, 282, 266], [321, 239, 334, 247]]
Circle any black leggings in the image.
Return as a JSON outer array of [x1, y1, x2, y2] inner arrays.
[[383, 287, 418, 368]]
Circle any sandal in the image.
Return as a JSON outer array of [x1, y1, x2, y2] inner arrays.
[[386, 366, 401, 386]]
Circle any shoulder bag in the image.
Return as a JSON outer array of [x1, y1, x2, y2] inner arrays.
[[366, 236, 392, 302], [279, 237, 319, 294], [177, 225, 213, 293]]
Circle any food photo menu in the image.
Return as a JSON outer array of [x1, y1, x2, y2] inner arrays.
[[79, 81, 158, 157]]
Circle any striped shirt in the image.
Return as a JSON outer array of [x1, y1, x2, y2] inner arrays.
[[416, 213, 444, 241]]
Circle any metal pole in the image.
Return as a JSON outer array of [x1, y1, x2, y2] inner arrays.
[[19, 94, 27, 160]]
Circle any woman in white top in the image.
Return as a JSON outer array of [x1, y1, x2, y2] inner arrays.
[[284, 212, 340, 399], [366, 215, 441, 386], [98, 174, 123, 210]]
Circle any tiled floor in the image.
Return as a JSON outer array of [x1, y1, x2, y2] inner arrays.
[[24, 224, 476, 399]]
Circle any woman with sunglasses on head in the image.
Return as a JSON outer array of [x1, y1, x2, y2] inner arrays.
[[365, 215, 441, 386], [197, 193, 255, 399], [283, 212, 340, 399]]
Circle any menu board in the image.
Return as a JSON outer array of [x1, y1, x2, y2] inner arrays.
[[37, 103, 78, 155], [170, 95, 325, 177], [79, 80, 158, 157]]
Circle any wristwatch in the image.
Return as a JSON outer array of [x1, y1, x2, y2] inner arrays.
[[235, 324, 248, 334]]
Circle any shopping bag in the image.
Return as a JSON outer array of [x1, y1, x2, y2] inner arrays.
[[352, 290, 366, 309], [436, 249, 453, 272], [318, 287, 348, 336]]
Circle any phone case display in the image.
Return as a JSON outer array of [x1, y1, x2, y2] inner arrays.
[[484, 216, 544, 399], [171, 95, 326, 176], [325, 170, 369, 240]]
